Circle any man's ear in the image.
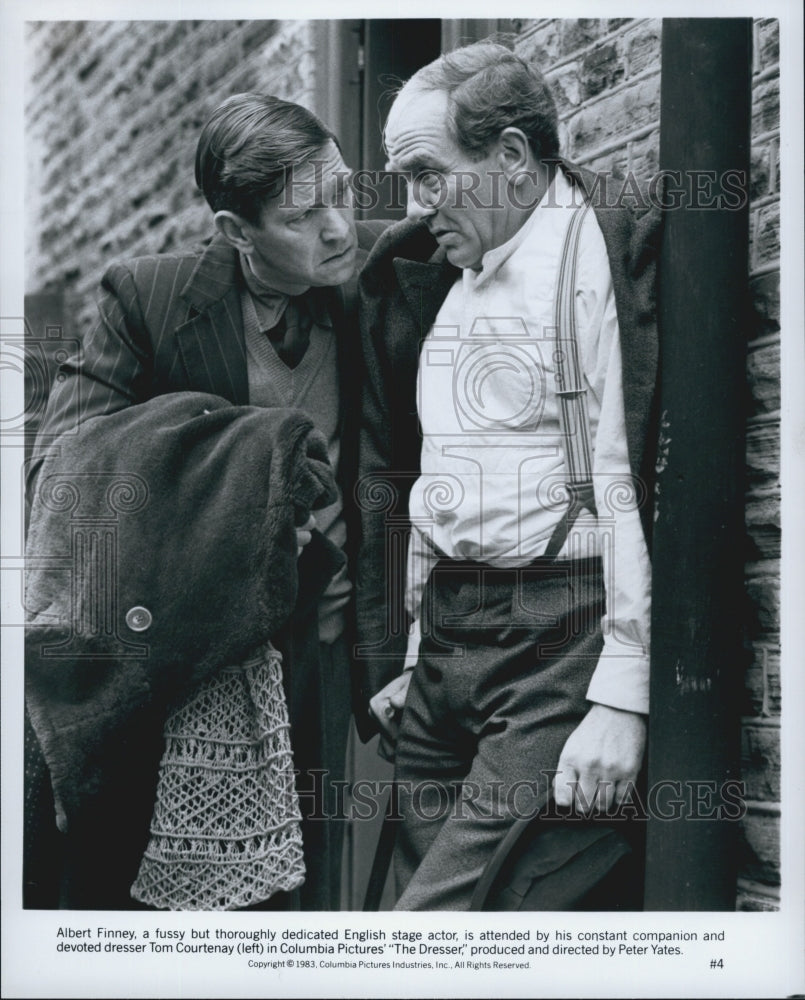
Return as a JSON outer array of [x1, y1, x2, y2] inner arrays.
[[495, 127, 532, 181], [213, 210, 254, 253]]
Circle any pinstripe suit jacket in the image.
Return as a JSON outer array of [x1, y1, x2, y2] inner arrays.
[[32, 223, 387, 495], [24, 224, 391, 908]]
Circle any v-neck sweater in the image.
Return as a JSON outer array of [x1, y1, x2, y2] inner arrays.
[[241, 285, 349, 643]]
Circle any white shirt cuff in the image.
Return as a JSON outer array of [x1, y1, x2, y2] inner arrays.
[[585, 653, 650, 715]]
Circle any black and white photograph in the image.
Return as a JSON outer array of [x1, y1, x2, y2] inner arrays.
[[1, 1, 803, 997]]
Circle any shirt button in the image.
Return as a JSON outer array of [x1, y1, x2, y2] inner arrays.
[[125, 606, 153, 632]]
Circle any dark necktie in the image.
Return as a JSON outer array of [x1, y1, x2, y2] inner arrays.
[[266, 297, 312, 370]]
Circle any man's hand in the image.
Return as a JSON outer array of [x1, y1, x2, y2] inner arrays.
[[296, 514, 316, 556], [553, 703, 646, 813], [369, 672, 412, 744]]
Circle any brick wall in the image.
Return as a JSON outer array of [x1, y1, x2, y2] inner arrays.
[[738, 16, 781, 912], [25, 17, 781, 910], [512, 17, 781, 911], [25, 19, 317, 336]]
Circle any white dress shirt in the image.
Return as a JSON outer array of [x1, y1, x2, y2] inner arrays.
[[404, 170, 651, 714]]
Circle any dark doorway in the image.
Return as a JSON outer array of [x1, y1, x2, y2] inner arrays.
[[360, 21, 442, 169], [359, 20, 442, 220]]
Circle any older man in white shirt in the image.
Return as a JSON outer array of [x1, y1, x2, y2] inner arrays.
[[356, 41, 659, 910]]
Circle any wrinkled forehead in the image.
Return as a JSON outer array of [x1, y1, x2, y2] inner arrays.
[[384, 87, 454, 171]]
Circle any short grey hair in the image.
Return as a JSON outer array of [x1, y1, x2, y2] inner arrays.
[[398, 40, 560, 162]]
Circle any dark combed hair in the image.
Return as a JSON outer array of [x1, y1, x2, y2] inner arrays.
[[195, 93, 337, 224], [407, 40, 560, 162]]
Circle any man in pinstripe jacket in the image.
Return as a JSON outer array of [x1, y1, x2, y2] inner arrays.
[[27, 93, 387, 910]]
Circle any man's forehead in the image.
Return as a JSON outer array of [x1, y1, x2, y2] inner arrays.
[[384, 87, 453, 170], [288, 141, 346, 184], [280, 141, 349, 208]]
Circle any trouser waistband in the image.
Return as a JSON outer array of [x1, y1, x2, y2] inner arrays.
[[422, 534, 602, 583], [430, 555, 603, 584]]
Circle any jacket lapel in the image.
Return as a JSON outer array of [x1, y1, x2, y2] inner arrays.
[[393, 256, 461, 342], [175, 234, 249, 405], [325, 282, 352, 441], [329, 239, 372, 440]]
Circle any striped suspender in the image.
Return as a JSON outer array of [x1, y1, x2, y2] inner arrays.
[[543, 201, 597, 560]]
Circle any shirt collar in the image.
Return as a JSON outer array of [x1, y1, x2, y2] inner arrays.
[[238, 253, 332, 330], [470, 171, 568, 290]]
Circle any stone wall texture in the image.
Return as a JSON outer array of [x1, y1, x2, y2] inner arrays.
[[26, 19, 317, 334], [25, 17, 781, 910], [511, 17, 781, 912]]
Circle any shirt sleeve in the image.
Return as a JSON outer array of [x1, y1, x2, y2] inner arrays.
[[576, 213, 652, 715]]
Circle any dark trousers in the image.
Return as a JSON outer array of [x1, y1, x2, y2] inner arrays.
[[393, 556, 605, 910], [281, 633, 352, 911]]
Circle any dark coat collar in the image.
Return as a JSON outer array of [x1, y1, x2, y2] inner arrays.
[[382, 224, 461, 336], [174, 234, 249, 404], [393, 256, 461, 335]]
